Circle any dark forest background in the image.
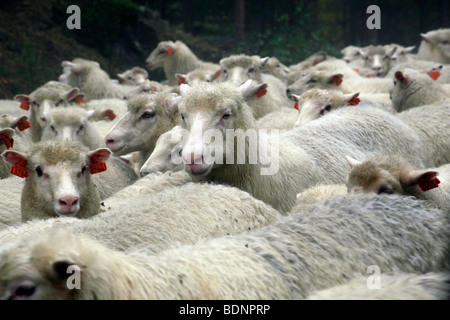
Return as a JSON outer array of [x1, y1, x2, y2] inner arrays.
[[0, 0, 448, 99]]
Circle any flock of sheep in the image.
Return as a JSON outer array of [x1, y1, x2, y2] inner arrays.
[[0, 27, 449, 300]]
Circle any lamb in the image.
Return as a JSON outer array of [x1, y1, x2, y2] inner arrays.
[[14, 81, 82, 142], [390, 69, 450, 111], [292, 183, 347, 213], [175, 67, 222, 87], [117, 67, 148, 86], [139, 126, 185, 176], [1, 192, 448, 300], [359, 45, 398, 77], [60, 58, 135, 101], [395, 104, 450, 166], [341, 45, 365, 64], [0, 100, 29, 118], [346, 154, 450, 212], [123, 79, 175, 100], [417, 28, 450, 64], [0, 140, 117, 222], [307, 272, 450, 300], [145, 40, 219, 86], [259, 56, 292, 84], [293, 89, 394, 127], [254, 107, 299, 130], [0, 172, 282, 256], [177, 81, 433, 212], [105, 92, 181, 169]]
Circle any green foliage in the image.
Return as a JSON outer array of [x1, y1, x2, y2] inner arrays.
[[16, 42, 53, 92]]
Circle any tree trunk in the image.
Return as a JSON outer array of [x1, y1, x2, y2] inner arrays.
[[235, 0, 245, 42]]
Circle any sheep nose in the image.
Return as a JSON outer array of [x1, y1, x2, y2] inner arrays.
[[183, 152, 203, 165], [372, 66, 381, 71], [58, 197, 78, 209]]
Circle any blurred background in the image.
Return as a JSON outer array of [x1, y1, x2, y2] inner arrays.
[[0, 0, 448, 99]]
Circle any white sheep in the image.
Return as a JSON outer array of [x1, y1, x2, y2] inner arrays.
[[1, 140, 114, 222], [175, 67, 222, 87], [417, 28, 450, 64], [0, 100, 29, 118], [287, 52, 337, 84], [61, 58, 135, 101], [117, 67, 148, 86], [0, 192, 448, 299], [259, 56, 292, 84], [359, 45, 397, 77], [105, 92, 181, 169], [177, 81, 433, 212], [14, 81, 82, 142], [139, 126, 185, 176], [346, 154, 450, 212], [145, 40, 219, 86], [307, 272, 450, 300], [292, 183, 347, 213], [292, 89, 394, 127], [396, 104, 450, 166], [0, 171, 283, 256], [0, 176, 24, 229], [390, 68, 450, 112]]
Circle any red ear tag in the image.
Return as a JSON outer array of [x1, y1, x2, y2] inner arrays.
[[418, 173, 440, 192], [20, 101, 30, 110], [17, 119, 31, 131], [366, 75, 372, 78], [255, 84, 267, 98], [293, 102, 299, 111], [313, 59, 319, 65], [166, 47, 173, 55], [177, 78, 186, 86], [348, 97, 360, 106], [333, 75, 343, 86], [11, 159, 28, 178], [90, 155, 107, 174], [119, 78, 124, 84], [75, 97, 85, 104], [352, 68, 359, 73], [104, 110, 117, 121], [0, 134, 14, 149], [429, 70, 441, 80]]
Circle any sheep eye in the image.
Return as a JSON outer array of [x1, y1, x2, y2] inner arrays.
[[78, 165, 86, 178], [128, 76, 132, 80], [393, 80, 397, 86], [143, 88, 150, 92], [392, 57, 397, 61], [222, 112, 232, 120], [325, 105, 332, 112], [378, 185, 394, 194], [365, 56, 369, 60], [248, 67, 254, 73], [32, 101, 39, 107], [141, 111, 156, 120], [50, 125, 56, 132], [180, 113, 185, 121], [159, 49, 166, 54], [354, 52, 360, 56], [276, 64, 281, 68], [35, 165, 43, 177], [55, 99, 64, 107], [78, 124, 84, 132], [307, 78, 317, 84], [12, 283, 36, 298]]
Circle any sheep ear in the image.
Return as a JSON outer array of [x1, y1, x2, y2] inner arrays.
[[51, 259, 81, 281], [179, 84, 191, 96], [343, 92, 360, 106], [259, 57, 269, 67], [65, 88, 80, 102], [330, 74, 343, 86], [88, 148, 111, 174], [387, 46, 398, 57], [358, 50, 367, 59], [0, 128, 15, 150], [86, 109, 97, 121], [420, 33, 431, 43], [61, 61, 77, 69], [395, 71, 408, 85], [2, 149, 29, 178], [10, 116, 30, 131], [403, 46, 416, 54], [14, 95, 31, 110], [428, 66, 442, 81], [175, 74, 187, 86], [401, 170, 440, 192], [165, 95, 181, 117], [117, 74, 125, 84], [346, 156, 362, 168], [211, 69, 222, 81], [237, 79, 253, 97]]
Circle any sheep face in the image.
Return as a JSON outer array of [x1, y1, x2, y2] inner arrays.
[[286, 71, 344, 99], [117, 67, 148, 86], [2, 141, 109, 218], [346, 155, 439, 196], [123, 80, 161, 100], [145, 41, 174, 70], [261, 57, 291, 80], [41, 107, 97, 149], [140, 126, 184, 176], [390, 46, 416, 66], [360, 46, 396, 77], [218, 55, 265, 85], [105, 93, 180, 156], [420, 29, 450, 62], [293, 89, 359, 127], [0, 232, 86, 300], [178, 82, 253, 177], [341, 45, 363, 63]]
